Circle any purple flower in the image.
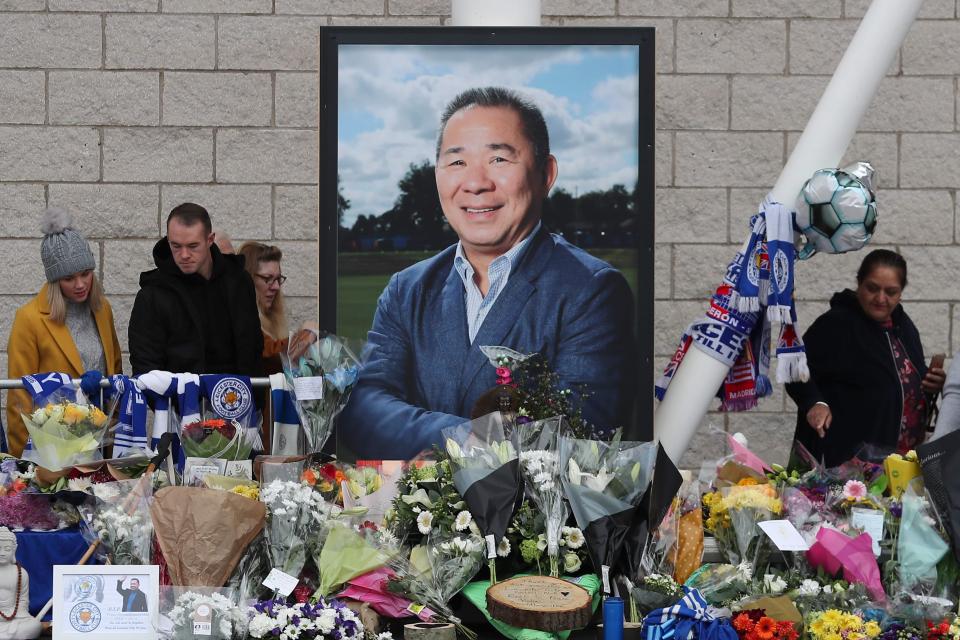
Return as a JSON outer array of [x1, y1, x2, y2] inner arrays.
[[0, 459, 17, 475]]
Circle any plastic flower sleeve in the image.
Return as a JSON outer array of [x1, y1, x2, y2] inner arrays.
[[80, 478, 154, 565], [281, 330, 370, 454], [312, 521, 393, 598], [897, 488, 949, 594], [516, 416, 569, 577], [158, 586, 248, 640], [442, 412, 524, 584], [558, 435, 657, 594], [20, 383, 119, 470]]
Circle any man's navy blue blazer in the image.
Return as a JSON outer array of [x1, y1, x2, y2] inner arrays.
[[338, 226, 637, 459]]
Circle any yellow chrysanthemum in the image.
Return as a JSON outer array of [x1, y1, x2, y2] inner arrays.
[[865, 622, 881, 638], [62, 404, 85, 425], [90, 406, 107, 427]]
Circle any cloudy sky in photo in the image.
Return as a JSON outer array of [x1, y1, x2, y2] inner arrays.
[[337, 44, 640, 227]]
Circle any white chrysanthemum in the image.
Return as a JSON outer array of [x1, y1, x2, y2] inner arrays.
[[416, 510, 433, 535], [248, 614, 274, 638], [454, 510, 473, 531], [798, 579, 820, 596], [563, 528, 584, 549]]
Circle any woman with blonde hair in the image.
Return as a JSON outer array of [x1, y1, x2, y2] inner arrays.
[[6, 208, 123, 457]]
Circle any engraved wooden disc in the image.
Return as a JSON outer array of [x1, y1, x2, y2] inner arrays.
[[486, 576, 592, 632]]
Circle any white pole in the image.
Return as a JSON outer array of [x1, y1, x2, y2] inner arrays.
[[654, 0, 925, 465], [451, 0, 541, 26]]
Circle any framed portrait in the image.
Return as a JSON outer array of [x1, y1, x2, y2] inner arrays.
[[320, 27, 655, 437], [53, 564, 159, 639]]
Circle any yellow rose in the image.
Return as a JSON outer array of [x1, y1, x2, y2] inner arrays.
[[90, 407, 107, 428]]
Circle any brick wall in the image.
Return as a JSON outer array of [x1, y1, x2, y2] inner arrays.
[[1, 0, 957, 467]]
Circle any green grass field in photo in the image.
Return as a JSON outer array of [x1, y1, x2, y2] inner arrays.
[[337, 249, 639, 340]]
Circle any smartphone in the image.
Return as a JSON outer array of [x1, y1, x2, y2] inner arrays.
[[931, 353, 946, 371]]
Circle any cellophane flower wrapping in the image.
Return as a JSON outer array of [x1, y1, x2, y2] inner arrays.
[[281, 331, 369, 454], [312, 521, 394, 599], [703, 482, 781, 573], [385, 530, 485, 640], [558, 434, 657, 594], [80, 478, 153, 565], [247, 596, 368, 640], [180, 416, 256, 462], [516, 416, 568, 577], [159, 587, 248, 640], [442, 412, 523, 584], [20, 385, 118, 470], [259, 462, 342, 579]]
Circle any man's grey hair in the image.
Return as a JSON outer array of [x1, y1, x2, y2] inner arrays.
[[435, 86, 551, 177]]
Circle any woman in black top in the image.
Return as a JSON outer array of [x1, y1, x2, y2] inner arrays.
[[786, 249, 945, 466]]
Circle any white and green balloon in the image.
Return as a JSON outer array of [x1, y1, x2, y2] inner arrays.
[[795, 161, 878, 259]]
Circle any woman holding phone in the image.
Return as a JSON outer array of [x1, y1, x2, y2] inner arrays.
[[785, 249, 945, 466]]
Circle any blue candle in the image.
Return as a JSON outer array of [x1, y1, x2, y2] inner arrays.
[[603, 597, 624, 640]]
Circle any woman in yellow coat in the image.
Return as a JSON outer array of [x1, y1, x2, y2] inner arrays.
[[5, 208, 123, 457]]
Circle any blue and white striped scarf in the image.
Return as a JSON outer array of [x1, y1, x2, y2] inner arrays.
[[642, 588, 736, 640]]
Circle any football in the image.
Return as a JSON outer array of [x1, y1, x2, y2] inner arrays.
[[794, 163, 878, 258]]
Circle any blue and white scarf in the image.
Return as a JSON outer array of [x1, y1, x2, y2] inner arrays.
[[656, 195, 809, 411], [200, 374, 262, 451], [269, 373, 301, 455], [642, 588, 736, 640], [111, 375, 149, 457]]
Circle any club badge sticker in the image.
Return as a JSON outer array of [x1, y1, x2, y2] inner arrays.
[[211, 377, 252, 420], [69, 602, 102, 633]]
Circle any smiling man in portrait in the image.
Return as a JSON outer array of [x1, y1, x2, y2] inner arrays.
[[340, 86, 637, 458]]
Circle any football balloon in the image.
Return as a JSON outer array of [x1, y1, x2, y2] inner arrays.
[[795, 162, 877, 259]]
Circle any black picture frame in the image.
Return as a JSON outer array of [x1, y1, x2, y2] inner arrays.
[[319, 26, 655, 439]]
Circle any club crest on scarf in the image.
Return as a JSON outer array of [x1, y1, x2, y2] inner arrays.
[[655, 194, 809, 412], [209, 377, 252, 421]]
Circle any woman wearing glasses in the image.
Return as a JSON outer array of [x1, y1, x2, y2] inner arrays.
[[237, 242, 315, 375]]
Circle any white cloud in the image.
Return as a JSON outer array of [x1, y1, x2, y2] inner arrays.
[[337, 45, 640, 225]]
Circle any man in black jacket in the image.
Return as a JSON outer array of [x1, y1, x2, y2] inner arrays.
[[128, 203, 263, 377], [117, 577, 148, 612]]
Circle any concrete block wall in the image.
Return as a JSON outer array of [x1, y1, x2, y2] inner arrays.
[[1, 0, 958, 468]]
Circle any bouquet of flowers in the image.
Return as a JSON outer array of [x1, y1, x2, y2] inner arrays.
[[312, 522, 393, 599], [83, 479, 153, 565], [703, 480, 782, 572], [282, 330, 369, 454], [630, 574, 684, 613], [505, 499, 588, 575], [805, 609, 881, 640], [731, 610, 799, 640], [248, 597, 384, 640], [20, 385, 116, 470], [516, 416, 568, 577], [386, 531, 485, 640], [161, 589, 248, 640], [927, 616, 960, 640], [387, 456, 470, 545], [260, 474, 341, 579], [180, 418, 255, 462], [443, 413, 523, 584]]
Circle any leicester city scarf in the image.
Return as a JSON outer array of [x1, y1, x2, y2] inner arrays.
[[111, 375, 148, 457], [200, 374, 262, 451], [656, 195, 809, 411], [269, 372, 300, 455]]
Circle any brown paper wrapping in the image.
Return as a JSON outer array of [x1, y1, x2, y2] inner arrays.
[[151, 486, 266, 587], [715, 460, 768, 488], [736, 596, 802, 624], [34, 454, 147, 487], [672, 509, 704, 585]]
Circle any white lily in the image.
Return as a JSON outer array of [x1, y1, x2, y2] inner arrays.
[[567, 459, 582, 485], [580, 465, 614, 492], [400, 488, 433, 508]]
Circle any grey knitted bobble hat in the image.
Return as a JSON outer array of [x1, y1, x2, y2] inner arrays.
[[40, 207, 96, 283]]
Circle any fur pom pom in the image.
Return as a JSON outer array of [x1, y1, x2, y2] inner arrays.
[[40, 206, 74, 235]]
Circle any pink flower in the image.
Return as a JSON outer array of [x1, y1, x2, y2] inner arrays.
[[496, 367, 511, 378], [842, 480, 867, 501]]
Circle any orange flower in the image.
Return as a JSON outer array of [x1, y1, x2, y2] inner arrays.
[[737, 477, 759, 486], [302, 469, 318, 485], [755, 617, 776, 640], [733, 614, 754, 633]]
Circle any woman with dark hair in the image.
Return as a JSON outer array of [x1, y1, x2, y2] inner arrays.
[[786, 249, 945, 466]]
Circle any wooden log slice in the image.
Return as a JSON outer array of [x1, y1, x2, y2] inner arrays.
[[486, 576, 592, 632], [404, 622, 457, 640]]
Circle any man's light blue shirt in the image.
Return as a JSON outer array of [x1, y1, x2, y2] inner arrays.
[[453, 222, 541, 343]]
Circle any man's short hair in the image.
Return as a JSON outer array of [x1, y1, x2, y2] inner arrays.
[[129, 578, 140, 586], [167, 202, 212, 234], [436, 87, 551, 177]]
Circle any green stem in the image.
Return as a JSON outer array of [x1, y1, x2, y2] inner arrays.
[[629, 595, 639, 624], [489, 559, 497, 585], [549, 554, 559, 578]]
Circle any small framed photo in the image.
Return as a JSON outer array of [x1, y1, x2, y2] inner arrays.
[[53, 565, 159, 639]]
